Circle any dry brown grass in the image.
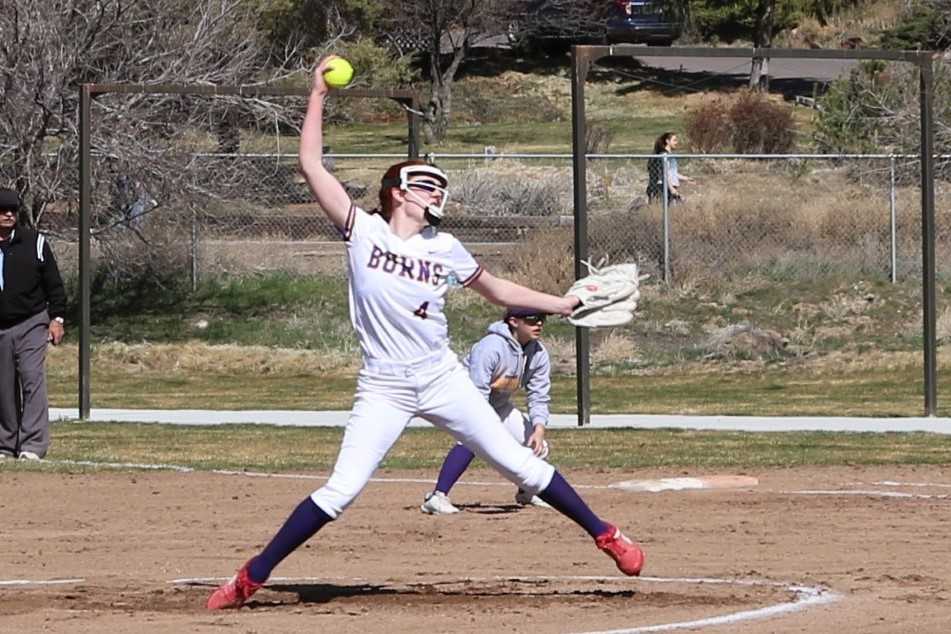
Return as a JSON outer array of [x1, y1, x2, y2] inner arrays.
[[503, 227, 575, 294], [524, 330, 641, 376], [49, 342, 360, 378]]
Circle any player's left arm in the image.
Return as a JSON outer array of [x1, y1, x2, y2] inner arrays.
[[470, 270, 579, 316], [447, 237, 578, 315], [524, 347, 551, 455]]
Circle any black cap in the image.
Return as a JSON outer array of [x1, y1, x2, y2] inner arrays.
[[504, 307, 547, 320], [0, 189, 20, 211]]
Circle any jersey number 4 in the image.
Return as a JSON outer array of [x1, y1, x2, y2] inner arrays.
[[413, 302, 429, 319]]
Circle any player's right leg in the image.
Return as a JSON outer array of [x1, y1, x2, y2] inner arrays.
[[207, 372, 414, 609], [421, 443, 473, 514], [422, 363, 644, 576]]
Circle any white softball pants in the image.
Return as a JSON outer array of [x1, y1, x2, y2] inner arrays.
[[311, 348, 556, 518], [461, 407, 550, 460]]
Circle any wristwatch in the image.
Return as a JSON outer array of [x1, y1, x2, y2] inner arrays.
[[53, 317, 65, 324]]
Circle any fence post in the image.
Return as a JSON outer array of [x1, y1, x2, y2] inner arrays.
[[889, 155, 897, 284], [662, 154, 670, 283], [78, 85, 92, 419]]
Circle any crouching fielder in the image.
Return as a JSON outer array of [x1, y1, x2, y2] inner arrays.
[[421, 308, 555, 514], [206, 55, 644, 610]]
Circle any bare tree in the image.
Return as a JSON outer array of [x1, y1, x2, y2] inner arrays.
[[0, 0, 301, 231], [382, 0, 517, 142], [748, 0, 776, 90]]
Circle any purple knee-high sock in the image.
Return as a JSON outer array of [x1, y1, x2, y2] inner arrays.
[[247, 497, 332, 583], [434, 444, 475, 495], [539, 471, 609, 538]]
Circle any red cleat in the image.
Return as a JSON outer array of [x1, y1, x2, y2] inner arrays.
[[206, 560, 264, 609], [595, 524, 645, 576]]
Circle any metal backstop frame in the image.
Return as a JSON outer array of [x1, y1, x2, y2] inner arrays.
[[77, 83, 421, 418], [570, 46, 938, 423]]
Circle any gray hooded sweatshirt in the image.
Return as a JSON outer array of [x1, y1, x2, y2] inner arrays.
[[463, 320, 551, 427]]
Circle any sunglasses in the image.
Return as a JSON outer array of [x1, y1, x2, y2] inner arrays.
[[521, 315, 545, 325], [0, 209, 16, 216]]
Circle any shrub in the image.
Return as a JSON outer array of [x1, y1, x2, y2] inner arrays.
[[586, 124, 616, 154], [452, 166, 569, 217], [506, 228, 574, 295], [728, 91, 797, 154], [815, 60, 951, 182], [684, 91, 796, 154], [88, 216, 194, 319], [878, 3, 951, 51], [684, 98, 731, 153]]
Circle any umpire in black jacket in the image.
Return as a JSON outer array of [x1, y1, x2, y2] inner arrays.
[[0, 189, 66, 460]]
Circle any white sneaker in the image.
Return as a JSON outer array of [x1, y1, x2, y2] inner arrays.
[[515, 490, 552, 509], [18, 451, 41, 461], [420, 491, 460, 515]]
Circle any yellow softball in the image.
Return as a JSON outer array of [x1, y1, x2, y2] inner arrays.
[[323, 57, 354, 89]]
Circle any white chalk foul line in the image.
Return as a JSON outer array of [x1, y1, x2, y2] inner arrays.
[[875, 480, 951, 489], [170, 573, 838, 633], [788, 489, 951, 500], [0, 578, 85, 587], [46, 459, 765, 495], [579, 577, 839, 634]]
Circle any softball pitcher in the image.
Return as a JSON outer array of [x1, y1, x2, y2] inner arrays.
[[421, 307, 554, 514], [207, 55, 644, 610]]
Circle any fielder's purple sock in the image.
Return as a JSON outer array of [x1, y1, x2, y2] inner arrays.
[[434, 444, 475, 494], [247, 497, 332, 583], [539, 471, 609, 538]]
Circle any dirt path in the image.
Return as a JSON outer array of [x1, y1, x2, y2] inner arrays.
[[1, 465, 949, 633]]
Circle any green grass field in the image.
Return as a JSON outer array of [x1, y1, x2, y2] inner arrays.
[[51, 270, 949, 416], [5, 423, 951, 473]]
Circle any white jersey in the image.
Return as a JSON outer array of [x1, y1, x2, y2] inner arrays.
[[341, 205, 483, 362]]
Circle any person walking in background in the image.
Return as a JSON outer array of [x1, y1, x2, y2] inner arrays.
[[421, 308, 554, 515], [0, 189, 66, 461], [206, 55, 645, 610], [647, 132, 693, 205]]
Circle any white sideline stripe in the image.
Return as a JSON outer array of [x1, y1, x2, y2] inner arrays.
[[46, 460, 760, 494], [49, 408, 951, 434], [876, 480, 951, 488], [46, 459, 608, 489], [788, 489, 951, 500], [0, 578, 84, 586], [580, 578, 840, 634], [45, 461, 951, 501], [170, 574, 839, 633]]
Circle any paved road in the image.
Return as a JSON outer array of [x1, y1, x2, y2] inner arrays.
[[623, 53, 859, 82]]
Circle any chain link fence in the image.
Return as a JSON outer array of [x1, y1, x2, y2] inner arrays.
[[85, 151, 941, 287], [39, 90, 949, 415]]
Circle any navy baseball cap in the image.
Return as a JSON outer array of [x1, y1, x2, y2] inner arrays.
[[0, 189, 19, 210], [504, 307, 547, 321]]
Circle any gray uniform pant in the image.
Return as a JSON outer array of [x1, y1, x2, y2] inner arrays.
[[0, 310, 51, 458]]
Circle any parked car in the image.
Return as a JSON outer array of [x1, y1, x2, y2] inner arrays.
[[606, 0, 682, 46]]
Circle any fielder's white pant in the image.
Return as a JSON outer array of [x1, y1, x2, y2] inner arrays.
[[311, 348, 556, 518]]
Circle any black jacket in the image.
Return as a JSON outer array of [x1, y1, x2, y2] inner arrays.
[[0, 226, 66, 328]]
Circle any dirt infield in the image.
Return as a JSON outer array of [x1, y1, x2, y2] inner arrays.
[[1, 465, 950, 633]]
